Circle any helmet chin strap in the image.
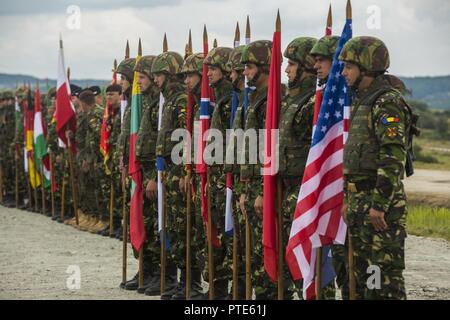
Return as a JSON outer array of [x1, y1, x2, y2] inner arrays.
[[288, 65, 304, 89], [232, 73, 244, 91]]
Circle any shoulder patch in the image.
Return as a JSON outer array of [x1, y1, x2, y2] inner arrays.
[[381, 116, 400, 125]]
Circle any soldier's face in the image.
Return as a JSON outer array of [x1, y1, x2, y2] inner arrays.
[[207, 66, 223, 85], [342, 62, 360, 87], [137, 72, 151, 92], [285, 59, 299, 82], [120, 75, 131, 93], [106, 92, 120, 106], [314, 56, 332, 80], [95, 95, 104, 106], [243, 63, 257, 81], [184, 73, 201, 91], [154, 73, 166, 89]]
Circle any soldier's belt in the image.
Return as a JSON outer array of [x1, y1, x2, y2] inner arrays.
[[347, 180, 375, 193]]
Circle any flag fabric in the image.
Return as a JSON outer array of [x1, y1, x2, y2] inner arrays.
[[128, 54, 145, 252], [33, 86, 51, 188], [25, 89, 41, 189], [196, 38, 220, 249], [100, 65, 118, 174], [286, 18, 352, 300], [55, 39, 76, 154], [263, 27, 282, 283]]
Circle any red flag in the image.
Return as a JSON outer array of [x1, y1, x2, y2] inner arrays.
[[263, 13, 282, 283], [55, 38, 76, 154]]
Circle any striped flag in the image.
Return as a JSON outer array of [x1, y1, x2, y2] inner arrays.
[[285, 18, 352, 300], [33, 85, 51, 188], [128, 53, 145, 252], [25, 89, 41, 189]]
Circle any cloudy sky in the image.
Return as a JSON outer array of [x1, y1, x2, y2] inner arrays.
[[0, 0, 449, 79]]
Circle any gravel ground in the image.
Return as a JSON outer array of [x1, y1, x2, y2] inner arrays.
[[0, 206, 449, 300]]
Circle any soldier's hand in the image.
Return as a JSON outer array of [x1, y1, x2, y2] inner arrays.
[[254, 195, 263, 219], [56, 155, 62, 165], [66, 130, 74, 140], [179, 177, 186, 195], [369, 208, 388, 232], [239, 193, 247, 220], [341, 202, 349, 224], [82, 160, 89, 173], [146, 180, 157, 200]]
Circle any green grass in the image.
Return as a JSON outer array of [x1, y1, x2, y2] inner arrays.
[[413, 135, 450, 171], [407, 206, 450, 241]]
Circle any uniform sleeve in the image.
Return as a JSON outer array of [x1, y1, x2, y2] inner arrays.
[[371, 99, 408, 212]]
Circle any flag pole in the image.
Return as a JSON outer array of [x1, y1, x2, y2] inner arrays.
[[109, 59, 117, 236], [232, 21, 240, 301], [122, 40, 130, 287], [66, 134, 78, 225], [273, 10, 285, 301], [60, 156, 66, 220], [245, 15, 252, 300], [136, 38, 145, 290], [49, 154, 55, 218], [15, 145, 19, 208], [160, 33, 169, 296], [185, 28, 193, 300], [203, 25, 215, 300], [37, 80, 47, 215], [344, 0, 356, 301]]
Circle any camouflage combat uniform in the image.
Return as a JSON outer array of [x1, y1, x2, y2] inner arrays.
[[339, 36, 413, 300]]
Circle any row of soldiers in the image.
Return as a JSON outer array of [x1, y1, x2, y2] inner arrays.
[[0, 30, 414, 300]]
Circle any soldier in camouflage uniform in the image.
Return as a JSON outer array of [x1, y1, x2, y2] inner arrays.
[[203, 46, 234, 299], [339, 36, 415, 300], [45, 87, 62, 220], [122, 55, 161, 293], [99, 83, 123, 236], [278, 37, 319, 299], [223, 45, 249, 299], [0, 91, 16, 207], [309, 35, 350, 299], [238, 40, 277, 299], [76, 90, 106, 232], [115, 58, 136, 244], [151, 50, 205, 300]]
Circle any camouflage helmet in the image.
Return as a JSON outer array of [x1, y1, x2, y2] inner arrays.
[[227, 45, 246, 71], [241, 40, 272, 66], [151, 51, 184, 75], [47, 87, 57, 99], [181, 53, 204, 75], [338, 36, 390, 73], [284, 37, 317, 70], [310, 35, 340, 59], [15, 86, 27, 99], [2, 90, 14, 100], [204, 47, 233, 72], [117, 58, 136, 82], [134, 55, 157, 78]]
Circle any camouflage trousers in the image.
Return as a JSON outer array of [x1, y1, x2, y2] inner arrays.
[[0, 145, 15, 199], [347, 182, 407, 300], [332, 242, 349, 300], [165, 164, 203, 272], [78, 162, 107, 219]]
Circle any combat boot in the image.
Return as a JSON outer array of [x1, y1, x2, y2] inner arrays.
[[136, 261, 155, 294], [160, 266, 179, 300], [170, 269, 186, 300], [144, 270, 161, 296], [203, 279, 229, 300], [124, 272, 139, 291], [172, 268, 204, 300]]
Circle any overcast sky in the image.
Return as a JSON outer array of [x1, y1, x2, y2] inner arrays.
[[0, 0, 449, 79]]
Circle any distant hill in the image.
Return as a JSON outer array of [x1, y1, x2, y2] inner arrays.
[[1, 73, 449, 110], [0, 73, 109, 92], [400, 76, 450, 110]]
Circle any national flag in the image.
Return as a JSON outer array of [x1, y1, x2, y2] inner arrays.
[[33, 85, 51, 188], [55, 37, 76, 154], [128, 51, 145, 252], [25, 88, 41, 189], [263, 14, 281, 282], [285, 17, 352, 300], [197, 27, 220, 248]]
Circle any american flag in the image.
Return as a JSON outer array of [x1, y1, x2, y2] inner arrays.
[[285, 18, 352, 300]]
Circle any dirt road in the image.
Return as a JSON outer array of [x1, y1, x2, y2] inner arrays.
[[0, 206, 449, 300], [404, 168, 450, 207]]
